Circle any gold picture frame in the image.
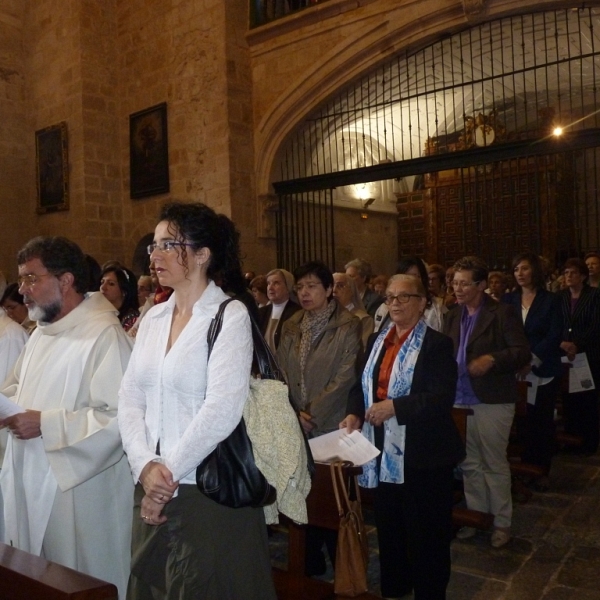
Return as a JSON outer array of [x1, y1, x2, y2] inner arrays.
[[129, 102, 170, 199]]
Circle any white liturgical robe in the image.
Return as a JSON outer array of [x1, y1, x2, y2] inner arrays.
[[0, 311, 28, 541], [0, 292, 133, 599], [0, 311, 28, 385]]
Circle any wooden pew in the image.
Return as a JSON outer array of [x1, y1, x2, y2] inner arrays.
[[0, 543, 117, 599], [273, 462, 379, 600]]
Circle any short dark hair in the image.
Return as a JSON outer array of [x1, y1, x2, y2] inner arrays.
[[17, 236, 89, 294], [159, 202, 246, 295], [85, 254, 102, 292], [395, 256, 431, 307], [511, 252, 546, 290], [563, 257, 589, 279], [453, 256, 489, 284], [0, 283, 24, 306], [294, 261, 334, 290], [101, 266, 139, 320]]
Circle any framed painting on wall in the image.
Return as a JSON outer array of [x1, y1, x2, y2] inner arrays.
[[35, 122, 69, 214], [129, 102, 170, 199]]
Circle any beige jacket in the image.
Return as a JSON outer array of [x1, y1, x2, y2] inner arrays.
[[277, 301, 361, 435], [243, 378, 311, 525]]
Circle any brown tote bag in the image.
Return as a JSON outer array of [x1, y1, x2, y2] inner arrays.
[[330, 461, 369, 597]]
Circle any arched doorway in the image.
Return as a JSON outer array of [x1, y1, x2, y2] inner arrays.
[[274, 7, 600, 270]]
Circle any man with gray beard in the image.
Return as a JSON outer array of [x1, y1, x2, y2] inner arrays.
[[0, 236, 133, 598]]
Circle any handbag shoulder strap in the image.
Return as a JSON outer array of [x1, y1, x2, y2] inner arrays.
[[207, 297, 236, 358], [330, 462, 345, 517], [209, 296, 283, 379], [330, 461, 358, 516]]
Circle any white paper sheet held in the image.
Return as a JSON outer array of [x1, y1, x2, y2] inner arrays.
[[308, 429, 380, 466], [522, 375, 537, 405], [0, 392, 25, 420], [561, 353, 596, 394]]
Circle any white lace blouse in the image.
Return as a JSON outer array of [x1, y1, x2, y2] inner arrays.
[[118, 281, 252, 485]]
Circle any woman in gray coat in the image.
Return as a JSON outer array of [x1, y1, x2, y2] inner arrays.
[[277, 261, 362, 436], [277, 260, 361, 575]]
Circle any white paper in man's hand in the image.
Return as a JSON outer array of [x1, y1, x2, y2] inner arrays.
[[0, 392, 25, 420], [309, 429, 380, 466]]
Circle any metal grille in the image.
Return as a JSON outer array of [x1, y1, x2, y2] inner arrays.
[[276, 190, 335, 270], [275, 7, 600, 267], [575, 146, 600, 252]]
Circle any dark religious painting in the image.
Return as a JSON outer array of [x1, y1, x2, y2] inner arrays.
[[130, 102, 170, 199], [35, 122, 69, 214]]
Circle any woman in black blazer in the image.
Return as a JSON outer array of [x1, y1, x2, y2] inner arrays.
[[342, 274, 463, 600], [503, 252, 563, 484], [558, 258, 600, 455]]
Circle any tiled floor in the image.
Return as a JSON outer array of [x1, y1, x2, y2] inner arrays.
[[449, 451, 600, 599], [270, 450, 600, 599]]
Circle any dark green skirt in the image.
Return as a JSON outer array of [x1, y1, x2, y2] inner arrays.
[[128, 484, 276, 600]]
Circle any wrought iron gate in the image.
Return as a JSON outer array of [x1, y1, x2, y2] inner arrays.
[[274, 7, 600, 269], [276, 190, 335, 270]]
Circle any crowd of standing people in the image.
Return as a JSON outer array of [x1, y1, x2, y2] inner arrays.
[[0, 205, 598, 599]]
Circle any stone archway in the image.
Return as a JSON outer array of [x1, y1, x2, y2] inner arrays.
[[264, 5, 600, 269], [251, 0, 576, 197]]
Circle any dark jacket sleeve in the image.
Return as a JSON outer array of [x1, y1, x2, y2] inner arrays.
[[561, 287, 600, 360], [445, 297, 530, 404], [347, 328, 464, 468], [346, 329, 459, 423], [257, 304, 271, 335], [530, 292, 563, 377], [392, 333, 458, 425], [488, 303, 531, 373]]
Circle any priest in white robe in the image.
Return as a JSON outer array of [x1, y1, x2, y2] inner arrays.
[[0, 236, 133, 599]]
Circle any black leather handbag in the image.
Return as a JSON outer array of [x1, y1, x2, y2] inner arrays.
[[196, 297, 276, 508]]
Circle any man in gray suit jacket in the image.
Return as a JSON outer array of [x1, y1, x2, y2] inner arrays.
[[444, 256, 530, 548]]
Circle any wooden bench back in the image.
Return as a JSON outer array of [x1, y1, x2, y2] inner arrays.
[[0, 543, 117, 600]]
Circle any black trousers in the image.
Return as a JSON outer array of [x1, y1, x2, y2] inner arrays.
[[374, 465, 454, 600], [521, 378, 559, 471]]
